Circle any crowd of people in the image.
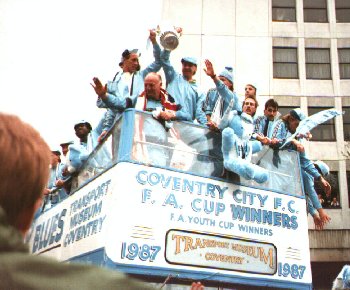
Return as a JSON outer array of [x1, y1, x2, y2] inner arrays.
[[44, 29, 335, 231]]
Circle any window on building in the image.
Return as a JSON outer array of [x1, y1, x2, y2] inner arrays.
[[315, 171, 340, 209], [273, 47, 298, 79], [272, 0, 296, 22], [305, 48, 331, 79], [338, 48, 350, 79], [336, 0, 350, 23], [343, 107, 350, 141], [308, 107, 336, 141], [303, 0, 328, 23]]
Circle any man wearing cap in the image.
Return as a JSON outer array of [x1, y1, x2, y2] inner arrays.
[[270, 109, 331, 227], [58, 120, 111, 191], [160, 49, 207, 125], [43, 150, 67, 205], [55, 121, 95, 193], [203, 60, 235, 130], [91, 30, 162, 139], [59, 140, 73, 159], [56, 141, 74, 196], [54, 119, 105, 194], [64, 121, 109, 181]]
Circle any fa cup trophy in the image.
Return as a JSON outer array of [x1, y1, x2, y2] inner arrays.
[[156, 25, 182, 51]]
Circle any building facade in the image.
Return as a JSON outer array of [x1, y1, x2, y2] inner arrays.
[[160, 0, 350, 288]]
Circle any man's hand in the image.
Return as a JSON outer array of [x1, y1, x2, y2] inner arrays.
[[297, 132, 312, 141], [203, 59, 216, 79], [149, 29, 157, 44], [159, 110, 176, 121], [256, 134, 271, 145], [91, 77, 107, 99], [190, 282, 204, 290], [174, 26, 183, 34], [62, 167, 69, 177], [313, 214, 324, 230], [318, 208, 331, 225], [269, 138, 279, 146], [55, 179, 64, 188], [98, 130, 108, 143], [43, 188, 51, 196], [207, 120, 220, 132], [320, 176, 331, 196], [292, 140, 305, 152]]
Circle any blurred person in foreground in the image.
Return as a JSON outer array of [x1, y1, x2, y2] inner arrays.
[[0, 112, 153, 289], [0, 112, 204, 289]]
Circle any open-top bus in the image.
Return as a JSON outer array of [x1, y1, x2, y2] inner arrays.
[[28, 109, 312, 289]]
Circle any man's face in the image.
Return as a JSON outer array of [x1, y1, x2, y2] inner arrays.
[[144, 75, 161, 100], [182, 62, 197, 80], [245, 85, 256, 98], [123, 53, 140, 73], [264, 106, 278, 121], [51, 153, 60, 166], [219, 76, 233, 91], [288, 116, 300, 133], [74, 124, 90, 139], [242, 97, 257, 116], [60, 144, 69, 156]]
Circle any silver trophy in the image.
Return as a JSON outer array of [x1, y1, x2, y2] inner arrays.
[[157, 25, 182, 51]]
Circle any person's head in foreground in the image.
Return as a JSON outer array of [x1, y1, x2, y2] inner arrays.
[[0, 112, 50, 236]]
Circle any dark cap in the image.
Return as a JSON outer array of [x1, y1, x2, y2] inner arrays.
[[51, 150, 61, 156], [289, 108, 306, 121], [74, 120, 92, 131], [119, 48, 140, 66]]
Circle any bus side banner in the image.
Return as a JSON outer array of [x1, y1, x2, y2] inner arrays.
[[28, 162, 312, 287]]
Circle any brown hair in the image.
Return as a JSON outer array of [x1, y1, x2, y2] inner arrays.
[[0, 113, 50, 228], [264, 98, 279, 110]]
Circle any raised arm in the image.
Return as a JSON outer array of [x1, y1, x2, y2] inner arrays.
[[203, 59, 240, 111], [141, 30, 162, 78], [160, 48, 177, 85], [91, 77, 129, 110]]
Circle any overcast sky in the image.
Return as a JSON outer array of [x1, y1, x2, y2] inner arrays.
[[0, 0, 162, 149]]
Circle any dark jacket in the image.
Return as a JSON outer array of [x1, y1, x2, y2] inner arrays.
[[0, 207, 154, 290]]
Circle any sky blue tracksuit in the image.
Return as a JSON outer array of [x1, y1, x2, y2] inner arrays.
[[99, 43, 162, 132], [218, 85, 267, 183], [160, 50, 207, 125], [270, 120, 322, 212]]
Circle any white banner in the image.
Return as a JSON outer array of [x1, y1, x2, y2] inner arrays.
[[29, 162, 312, 287]]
